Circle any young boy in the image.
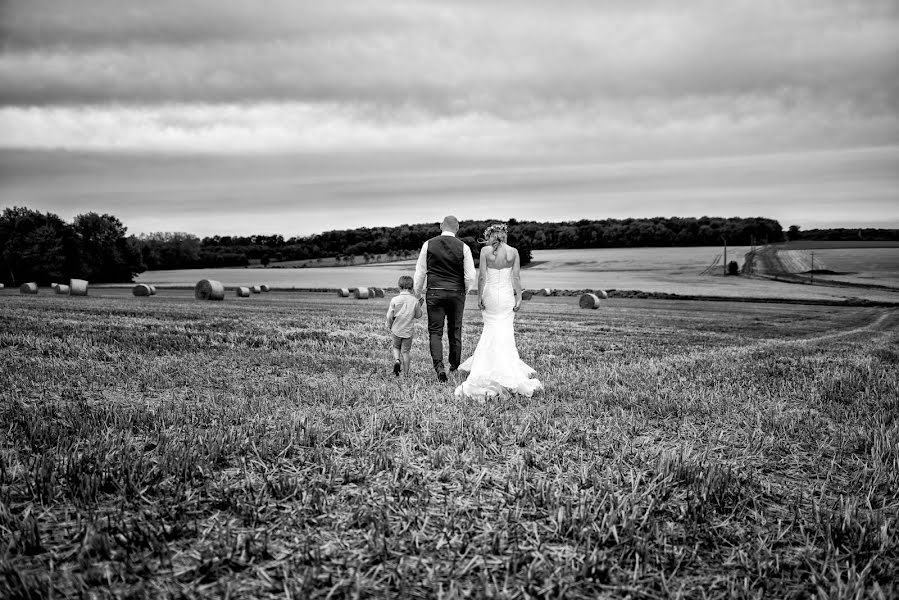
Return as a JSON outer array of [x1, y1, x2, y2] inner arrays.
[[385, 275, 423, 376]]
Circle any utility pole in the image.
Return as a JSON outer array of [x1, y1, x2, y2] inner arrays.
[[722, 236, 728, 275], [810, 252, 814, 284]]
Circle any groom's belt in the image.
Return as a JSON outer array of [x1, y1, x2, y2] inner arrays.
[[427, 287, 464, 292]]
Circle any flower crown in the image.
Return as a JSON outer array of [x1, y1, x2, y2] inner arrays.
[[482, 223, 508, 238]]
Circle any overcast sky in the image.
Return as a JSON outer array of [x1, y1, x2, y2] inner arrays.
[[1, 0, 897, 237]]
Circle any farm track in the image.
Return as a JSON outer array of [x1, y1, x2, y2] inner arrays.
[[744, 246, 899, 293], [640, 307, 899, 373]]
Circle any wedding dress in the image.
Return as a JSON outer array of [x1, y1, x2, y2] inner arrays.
[[454, 266, 543, 398]]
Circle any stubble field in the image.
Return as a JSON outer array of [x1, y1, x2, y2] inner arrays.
[[1, 290, 898, 599]]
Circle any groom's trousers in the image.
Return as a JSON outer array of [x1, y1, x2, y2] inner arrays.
[[426, 289, 465, 373]]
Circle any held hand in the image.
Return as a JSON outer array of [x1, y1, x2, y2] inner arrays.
[[513, 303, 521, 312], [478, 298, 485, 311]]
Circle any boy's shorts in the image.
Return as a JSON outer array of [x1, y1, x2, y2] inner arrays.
[[392, 335, 412, 351]]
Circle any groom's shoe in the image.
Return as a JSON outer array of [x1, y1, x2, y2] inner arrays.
[[437, 370, 448, 383], [393, 361, 401, 377]]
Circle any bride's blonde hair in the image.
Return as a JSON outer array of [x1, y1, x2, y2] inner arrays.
[[480, 223, 508, 252]]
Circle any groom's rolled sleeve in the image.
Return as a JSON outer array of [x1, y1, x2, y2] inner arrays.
[[412, 240, 429, 296], [462, 245, 476, 293]]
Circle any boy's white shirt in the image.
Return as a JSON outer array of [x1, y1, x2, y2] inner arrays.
[[386, 290, 422, 337]]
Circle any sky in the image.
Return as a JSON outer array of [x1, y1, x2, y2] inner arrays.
[[1, 0, 897, 237]]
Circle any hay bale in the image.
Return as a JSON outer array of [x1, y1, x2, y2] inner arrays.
[[55, 284, 71, 295], [149, 285, 157, 295], [133, 284, 152, 296], [594, 289, 609, 299], [260, 284, 270, 292], [353, 287, 370, 299], [540, 288, 554, 296], [20, 282, 38, 294], [337, 288, 350, 297], [195, 279, 225, 301], [370, 287, 385, 298], [251, 285, 262, 294], [236, 286, 251, 297], [579, 293, 601, 309], [522, 290, 534, 301], [69, 278, 89, 296], [0, 283, 4, 289]]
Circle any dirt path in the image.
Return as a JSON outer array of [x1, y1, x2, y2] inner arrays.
[[663, 309, 899, 367], [756, 309, 898, 354]]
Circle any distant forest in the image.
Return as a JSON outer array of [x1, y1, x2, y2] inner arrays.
[[171, 216, 789, 270], [2, 206, 896, 285]]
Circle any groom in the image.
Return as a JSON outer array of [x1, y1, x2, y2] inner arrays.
[[413, 215, 476, 382]]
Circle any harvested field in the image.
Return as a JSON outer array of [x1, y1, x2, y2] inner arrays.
[[1, 290, 897, 598], [133, 245, 899, 304]]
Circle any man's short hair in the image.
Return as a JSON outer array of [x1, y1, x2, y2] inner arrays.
[[398, 275, 414, 290], [441, 215, 460, 233]]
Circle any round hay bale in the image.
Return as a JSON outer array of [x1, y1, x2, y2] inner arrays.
[[370, 287, 385, 298], [579, 293, 601, 309], [337, 288, 350, 297], [522, 290, 534, 301], [251, 285, 262, 294], [148, 285, 157, 295], [133, 284, 152, 296], [540, 288, 553, 296], [55, 284, 71, 295], [20, 282, 38, 294], [353, 287, 370, 299], [260, 284, 270, 292], [195, 279, 225, 301], [0, 283, 5, 289], [236, 286, 251, 297], [594, 289, 609, 299], [69, 278, 89, 296]]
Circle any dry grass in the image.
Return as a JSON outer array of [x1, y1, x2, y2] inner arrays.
[[1, 292, 897, 599]]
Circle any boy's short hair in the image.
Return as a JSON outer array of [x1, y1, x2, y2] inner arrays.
[[398, 275, 414, 290]]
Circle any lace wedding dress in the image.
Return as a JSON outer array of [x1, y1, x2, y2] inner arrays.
[[454, 266, 543, 398]]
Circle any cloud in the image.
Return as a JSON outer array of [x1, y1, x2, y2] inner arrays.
[[1, 93, 896, 162], [3, 146, 896, 237], [1, 0, 896, 161], [1, 0, 897, 112], [1, 1, 897, 234]]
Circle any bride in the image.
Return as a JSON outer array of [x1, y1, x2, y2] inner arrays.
[[454, 223, 544, 399]]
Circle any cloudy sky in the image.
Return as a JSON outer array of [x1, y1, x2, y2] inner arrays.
[[1, 0, 897, 237]]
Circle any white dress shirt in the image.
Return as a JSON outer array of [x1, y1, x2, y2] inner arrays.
[[413, 231, 477, 295]]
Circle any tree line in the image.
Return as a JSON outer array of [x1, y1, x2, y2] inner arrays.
[[786, 225, 899, 242], [1, 207, 144, 286], [191, 216, 786, 268], [6, 205, 892, 286]]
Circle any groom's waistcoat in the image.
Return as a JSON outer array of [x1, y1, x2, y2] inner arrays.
[[426, 235, 466, 293]]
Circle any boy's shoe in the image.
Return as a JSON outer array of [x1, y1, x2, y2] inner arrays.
[[437, 370, 448, 383], [393, 361, 401, 376]]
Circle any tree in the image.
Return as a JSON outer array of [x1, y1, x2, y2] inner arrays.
[[137, 232, 202, 270], [0, 206, 81, 286], [787, 225, 802, 241], [74, 212, 145, 282]]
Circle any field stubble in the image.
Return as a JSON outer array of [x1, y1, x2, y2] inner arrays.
[[1, 292, 897, 599]]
